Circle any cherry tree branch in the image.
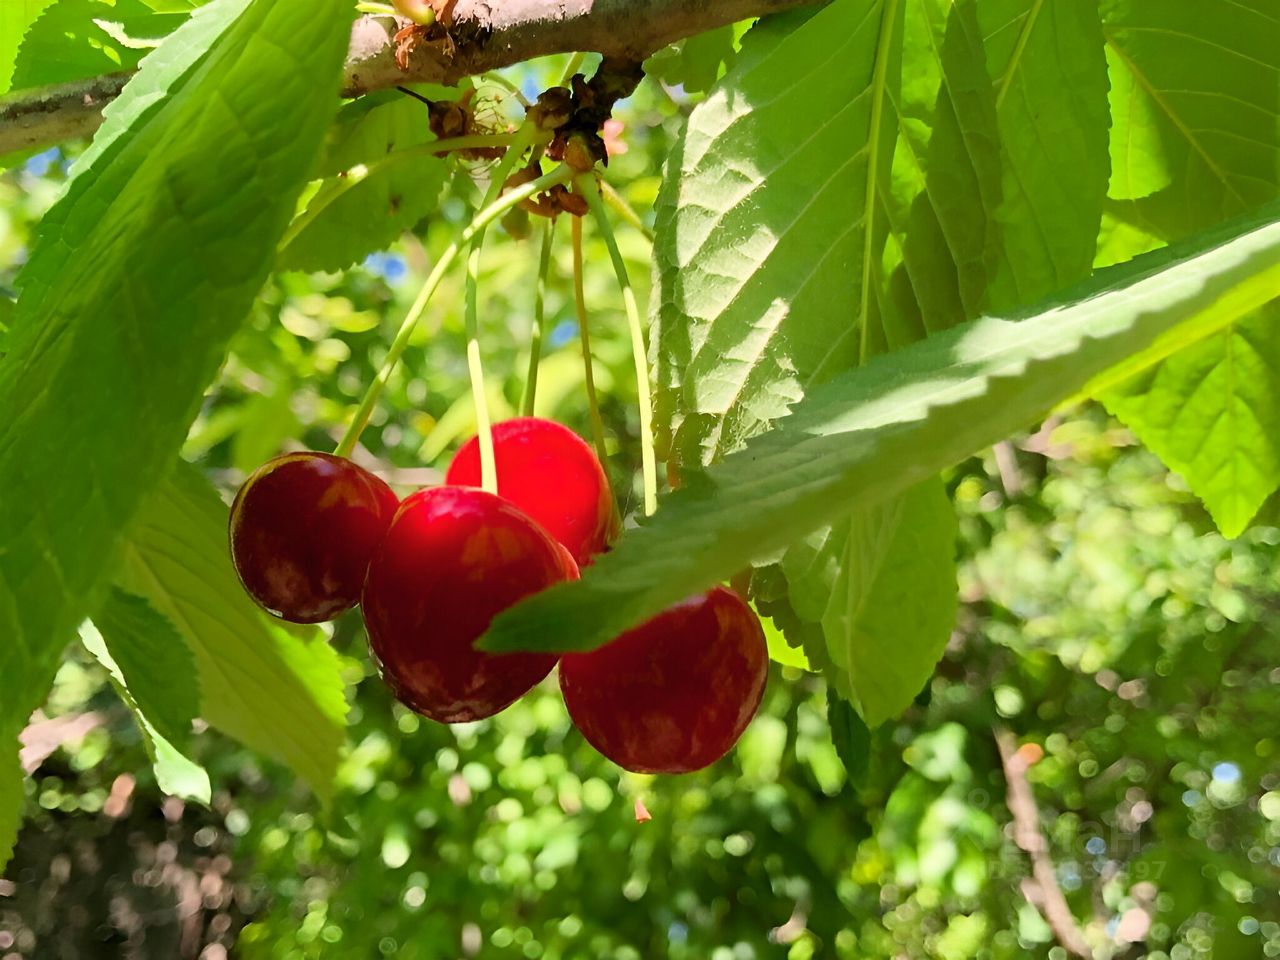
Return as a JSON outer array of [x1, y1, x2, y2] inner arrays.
[[0, 0, 824, 157], [995, 728, 1095, 960]]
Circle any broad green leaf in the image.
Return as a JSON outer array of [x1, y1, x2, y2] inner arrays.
[[0, 731, 19, 871], [1098, 0, 1280, 536], [10, 0, 184, 91], [118, 464, 348, 801], [820, 480, 956, 724], [80, 615, 210, 803], [0, 0, 351, 809], [787, 479, 956, 724], [482, 204, 1280, 656], [1105, 307, 1280, 537], [653, 0, 1001, 467], [279, 90, 453, 273], [978, 0, 1110, 310], [0, 0, 56, 94], [91, 587, 198, 750], [18, 0, 255, 306]]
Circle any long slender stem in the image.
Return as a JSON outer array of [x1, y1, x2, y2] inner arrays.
[[579, 174, 657, 517], [521, 217, 555, 416], [333, 164, 573, 458], [465, 123, 541, 492], [279, 133, 519, 254], [571, 217, 612, 477], [601, 181, 654, 242], [480, 72, 532, 107], [560, 52, 587, 84]]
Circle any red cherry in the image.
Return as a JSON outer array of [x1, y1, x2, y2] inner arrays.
[[229, 452, 399, 623], [559, 586, 768, 774], [362, 486, 577, 723], [445, 417, 613, 567]]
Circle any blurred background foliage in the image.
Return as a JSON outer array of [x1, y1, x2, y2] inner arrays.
[[0, 53, 1277, 960]]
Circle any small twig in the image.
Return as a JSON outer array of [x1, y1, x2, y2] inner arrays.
[[995, 727, 1094, 960]]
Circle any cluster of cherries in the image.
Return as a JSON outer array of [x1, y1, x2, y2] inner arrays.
[[228, 418, 768, 774]]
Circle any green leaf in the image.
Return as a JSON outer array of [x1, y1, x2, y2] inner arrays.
[[481, 203, 1280, 657], [653, 0, 1001, 467], [978, 0, 1111, 310], [0, 731, 19, 871], [761, 613, 813, 671], [827, 688, 871, 784], [0, 0, 351, 811], [10, 0, 185, 91], [1104, 307, 1280, 537], [91, 587, 198, 750], [118, 463, 348, 802], [643, 25, 743, 96], [0, 0, 56, 94], [789, 479, 957, 725], [1098, 0, 1280, 535], [279, 90, 452, 273], [80, 613, 210, 803]]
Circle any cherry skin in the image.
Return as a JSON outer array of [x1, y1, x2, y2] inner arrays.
[[445, 417, 613, 567], [229, 452, 399, 624], [559, 586, 768, 774], [362, 486, 578, 723]]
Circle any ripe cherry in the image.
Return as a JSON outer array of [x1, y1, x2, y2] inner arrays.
[[559, 586, 768, 774], [362, 486, 577, 723], [445, 418, 613, 567], [229, 452, 399, 624]]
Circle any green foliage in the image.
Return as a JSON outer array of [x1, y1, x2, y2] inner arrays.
[[91, 587, 198, 751], [1098, 0, 1280, 536], [792, 479, 957, 725], [10, 0, 185, 91], [0, 0, 55, 94], [978, 0, 1110, 309], [0, 0, 351, 866], [485, 205, 1280, 658], [3, 0, 1280, 952], [118, 464, 348, 802], [80, 611, 210, 803], [643, 24, 742, 95], [826, 688, 870, 784], [279, 90, 453, 273]]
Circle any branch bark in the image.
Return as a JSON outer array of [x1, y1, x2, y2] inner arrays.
[[995, 727, 1095, 960], [0, 0, 825, 158]]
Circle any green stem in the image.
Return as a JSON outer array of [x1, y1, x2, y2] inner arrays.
[[601, 181, 654, 242], [521, 217, 555, 416], [571, 215, 620, 528], [279, 133, 519, 254], [579, 174, 658, 517], [465, 122, 541, 493], [333, 164, 573, 458], [481, 72, 531, 107], [561, 52, 587, 84]]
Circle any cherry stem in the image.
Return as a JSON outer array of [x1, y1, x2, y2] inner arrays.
[[333, 163, 574, 458], [465, 122, 542, 493], [578, 173, 658, 517], [521, 216, 555, 417], [560, 52, 587, 84], [572, 215, 622, 531], [601, 181, 653, 242], [279, 133, 520, 254], [480, 72, 531, 108]]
